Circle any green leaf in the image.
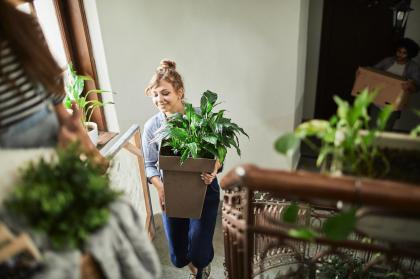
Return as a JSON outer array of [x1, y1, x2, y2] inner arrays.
[[180, 148, 190, 163], [295, 120, 330, 138], [274, 133, 300, 156], [334, 95, 349, 120], [410, 125, 420, 137], [288, 228, 318, 241], [322, 208, 356, 241], [377, 104, 393, 130], [203, 136, 218, 145], [169, 127, 189, 140], [217, 146, 227, 163], [187, 142, 198, 158], [282, 202, 299, 224]]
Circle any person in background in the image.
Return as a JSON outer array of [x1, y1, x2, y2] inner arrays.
[[142, 59, 221, 279], [0, 0, 106, 167], [370, 37, 420, 130]]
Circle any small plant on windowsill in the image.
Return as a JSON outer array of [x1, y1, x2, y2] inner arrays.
[[64, 63, 114, 145]]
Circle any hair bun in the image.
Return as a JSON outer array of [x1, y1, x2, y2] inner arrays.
[[158, 59, 176, 70]]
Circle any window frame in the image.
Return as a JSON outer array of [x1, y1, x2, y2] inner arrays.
[[26, 0, 107, 131]]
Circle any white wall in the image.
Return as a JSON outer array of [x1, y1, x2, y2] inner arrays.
[[394, 0, 420, 131], [94, 0, 309, 212], [302, 0, 324, 120]]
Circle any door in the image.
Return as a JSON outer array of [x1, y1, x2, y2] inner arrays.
[[315, 0, 395, 119]]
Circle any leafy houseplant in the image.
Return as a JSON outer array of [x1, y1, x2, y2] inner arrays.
[[155, 90, 248, 164], [275, 89, 394, 177], [5, 143, 120, 249], [273, 90, 420, 278], [64, 64, 113, 145], [155, 90, 248, 218]]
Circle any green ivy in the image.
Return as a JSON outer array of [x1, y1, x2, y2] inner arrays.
[[153, 90, 248, 164], [5, 143, 120, 249]]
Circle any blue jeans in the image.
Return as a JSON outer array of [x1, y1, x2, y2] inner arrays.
[[0, 104, 59, 148], [162, 179, 220, 274]]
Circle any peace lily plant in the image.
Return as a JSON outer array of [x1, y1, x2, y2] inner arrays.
[[275, 89, 394, 244], [275, 89, 392, 177], [64, 64, 113, 145], [154, 90, 248, 164]]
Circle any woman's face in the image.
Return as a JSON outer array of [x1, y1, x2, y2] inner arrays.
[[151, 79, 184, 115], [396, 47, 408, 64]]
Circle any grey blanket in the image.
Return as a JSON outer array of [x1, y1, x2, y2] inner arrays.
[[28, 199, 161, 279]]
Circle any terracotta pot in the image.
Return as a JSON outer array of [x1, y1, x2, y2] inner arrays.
[[159, 152, 215, 218]]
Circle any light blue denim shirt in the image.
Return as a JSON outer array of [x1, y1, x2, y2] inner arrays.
[[142, 112, 166, 182]]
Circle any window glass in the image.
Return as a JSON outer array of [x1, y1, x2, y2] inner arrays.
[[33, 0, 68, 68]]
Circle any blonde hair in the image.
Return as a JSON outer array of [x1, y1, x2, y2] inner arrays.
[[145, 59, 184, 97]]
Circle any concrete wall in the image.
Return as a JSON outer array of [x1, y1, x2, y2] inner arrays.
[[94, 0, 309, 213], [109, 148, 146, 223]]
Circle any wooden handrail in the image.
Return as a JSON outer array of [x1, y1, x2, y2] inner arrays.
[[221, 164, 420, 212]]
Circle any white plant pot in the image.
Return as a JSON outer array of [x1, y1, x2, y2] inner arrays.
[[85, 122, 98, 146]]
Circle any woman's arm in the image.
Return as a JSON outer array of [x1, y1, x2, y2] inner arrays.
[[149, 176, 165, 211], [54, 102, 109, 171], [142, 118, 166, 210]]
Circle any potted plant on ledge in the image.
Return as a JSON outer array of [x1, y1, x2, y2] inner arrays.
[[64, 64, 113, 146], [153, 90, 248, 218], [274, 88, 420, 245]]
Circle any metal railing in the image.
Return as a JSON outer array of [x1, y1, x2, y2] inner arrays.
[[221, 164, 420, 278]]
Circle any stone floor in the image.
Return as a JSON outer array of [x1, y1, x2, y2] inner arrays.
[[152, 209, 225, 279]]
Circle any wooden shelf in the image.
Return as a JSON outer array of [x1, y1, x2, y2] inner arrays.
[[97, 131, 118, 148]]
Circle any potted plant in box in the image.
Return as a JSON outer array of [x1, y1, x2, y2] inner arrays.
[[64, 64, 113, 146], [152, 90, 248, 218]]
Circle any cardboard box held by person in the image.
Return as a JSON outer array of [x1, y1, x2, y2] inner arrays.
[[351, 67, 408, 111]]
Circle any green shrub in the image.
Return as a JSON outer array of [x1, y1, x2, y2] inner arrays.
[[5, 143, 120, 249]]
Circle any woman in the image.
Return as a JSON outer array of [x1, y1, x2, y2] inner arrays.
[[374, 37, 420, 93], [0, 0, 105, 166], [370, 38, 420, 130], [142, 59, 220, 279]]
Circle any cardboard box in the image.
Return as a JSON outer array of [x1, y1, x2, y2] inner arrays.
[[351, 67, 408, 111]]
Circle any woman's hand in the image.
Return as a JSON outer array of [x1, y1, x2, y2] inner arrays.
[[55, 102, 94, 151], [402, 80, 417, 93], [55, 102, 109, 171], [201, 172, 216, 185], [201, 160, 222, 185]]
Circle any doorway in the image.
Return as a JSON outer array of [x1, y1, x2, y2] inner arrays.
[[314, 0, 395, 120]]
